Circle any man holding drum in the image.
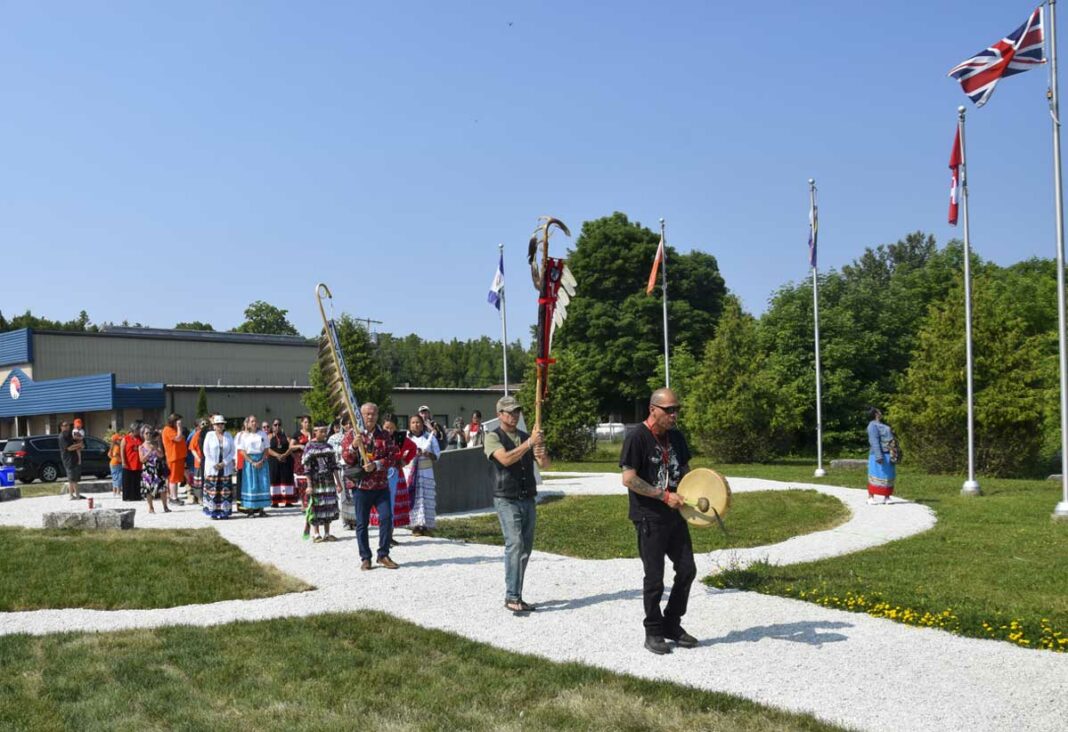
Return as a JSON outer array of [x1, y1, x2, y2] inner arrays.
[[620, 387, 698, 655]]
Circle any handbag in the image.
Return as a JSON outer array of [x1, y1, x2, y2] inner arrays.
[[887, 435, 902, 464]]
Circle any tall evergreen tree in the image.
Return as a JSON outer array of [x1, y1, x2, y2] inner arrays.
[[516, 350, 599, 461], [686, 297, 785, 462], [891, 265, 1055, 477], [195, 387, 210, 419], [303, 314, 393, 425]]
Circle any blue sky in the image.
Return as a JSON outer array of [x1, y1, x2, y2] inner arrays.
[[0, 1, 1060, 342]]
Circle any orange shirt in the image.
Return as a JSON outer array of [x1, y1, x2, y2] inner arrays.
[[162, 426, 188, 463], [109, 439, 123, 466], [189, 429, 203, 467]]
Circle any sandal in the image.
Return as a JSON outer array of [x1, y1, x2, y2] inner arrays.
[[163, 508, 172, 513], [324, 535, 338, 542], [313, 536, 324, 543], [504, 600, 527, 613], [519, 601, 536, 612]]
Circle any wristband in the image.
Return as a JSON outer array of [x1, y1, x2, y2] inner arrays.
[[660, 489, 669, 503]]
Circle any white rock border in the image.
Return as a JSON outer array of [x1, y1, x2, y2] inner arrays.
[[0, 473, 1065, 732]]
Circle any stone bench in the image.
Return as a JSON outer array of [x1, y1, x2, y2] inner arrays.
[[42, 508, 136, 530], [830, 459, 868, 470], [0, 486, 20, 502], [75, 479, 114, 494]]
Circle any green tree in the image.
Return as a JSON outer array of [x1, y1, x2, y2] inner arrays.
[[516, 350, 599, 461], [759, 233, 961, 455], [890, 266, 1054, 477], [195, 387, 210, 419], [375, 333, 531, 388], [233, 301, 300, 336], [556, 212, 726, 420], [175, 321, 215, 331], [0, 309, 98, 333], [645, 344, 700, 445], [686, 297, 785, 462], [303, 314, 393, 425]]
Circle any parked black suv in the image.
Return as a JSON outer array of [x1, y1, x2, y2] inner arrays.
[[1, 435, 111, 483]]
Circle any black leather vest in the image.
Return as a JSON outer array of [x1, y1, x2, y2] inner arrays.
[[490, 427, 537, 500]]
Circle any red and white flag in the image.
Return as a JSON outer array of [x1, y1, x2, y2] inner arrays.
[[646, 234, 664, 294], [949, 127, 962, 226]]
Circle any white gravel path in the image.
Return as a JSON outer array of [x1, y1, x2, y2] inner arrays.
[[2, 474, 1066, 732]]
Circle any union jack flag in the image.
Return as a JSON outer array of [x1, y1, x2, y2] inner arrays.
[[948, 6, 1045, 108]]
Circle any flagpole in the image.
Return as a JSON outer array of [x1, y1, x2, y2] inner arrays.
[[1050, 0, 1068, 520], [660, 217, 671, 389], [810, 179, 825, 478], [499, 243, 510, 397], [958, 107, 982, 497]]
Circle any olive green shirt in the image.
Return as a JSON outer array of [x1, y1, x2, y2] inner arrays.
[[483, 427, 524, 459]]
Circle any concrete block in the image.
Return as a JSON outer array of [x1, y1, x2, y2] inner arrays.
[[830, 459, 868, 471], [42, 508, 136, 530], [0, 486, 21, 502]]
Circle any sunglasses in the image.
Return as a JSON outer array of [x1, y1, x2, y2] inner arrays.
[[652, 404, 681, 415]]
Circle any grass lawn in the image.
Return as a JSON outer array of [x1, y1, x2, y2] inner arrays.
[[0, 612, 843, 732], [0, 527, 310, 611], [14, 481, 69, 498], [434, 492, 849, 560], [548, 456, 1068, 652]]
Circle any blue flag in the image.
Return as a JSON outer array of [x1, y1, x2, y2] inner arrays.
[[487, 252, 504, 310]]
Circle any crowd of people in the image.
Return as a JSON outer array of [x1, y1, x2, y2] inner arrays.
[[70, 388, 895, 655], [101, 404, 486, 562]]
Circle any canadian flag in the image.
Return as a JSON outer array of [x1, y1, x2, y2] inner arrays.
[[949, 126, 962, 226]]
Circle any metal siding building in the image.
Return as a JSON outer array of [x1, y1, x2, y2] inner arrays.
[[0, 327, 506, 440], [32, 329, 316, 386]]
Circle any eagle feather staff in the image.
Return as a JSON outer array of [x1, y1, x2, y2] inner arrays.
[[315, 283, 370, 464], [527, 216, 576, 431]]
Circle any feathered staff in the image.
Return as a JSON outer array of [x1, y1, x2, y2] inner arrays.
[[315, 283, 370, 464], [527, 216, 577, 431]]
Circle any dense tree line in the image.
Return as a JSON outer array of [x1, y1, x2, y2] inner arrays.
[[661, 234, 1059, 476], [0, 310, 112, 332], [375, 333, 530, 389]]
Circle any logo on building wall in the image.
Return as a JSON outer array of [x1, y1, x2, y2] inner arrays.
[[9, 376, 20, 400]]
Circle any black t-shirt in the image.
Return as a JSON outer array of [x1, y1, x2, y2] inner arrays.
[[619, 423, 691, 521], [58, 431, 77, 470]]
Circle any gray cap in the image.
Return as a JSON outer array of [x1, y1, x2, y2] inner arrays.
[[496, 395, 522, 413]]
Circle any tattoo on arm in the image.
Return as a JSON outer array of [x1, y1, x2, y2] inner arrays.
[[623, 472, 663, 499]]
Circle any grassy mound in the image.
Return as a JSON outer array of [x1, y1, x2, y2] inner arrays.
[[434, 491, 849, 560], [0, 527, 310, 611]]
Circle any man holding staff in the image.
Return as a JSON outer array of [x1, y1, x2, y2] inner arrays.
[[485, 395, 549, 613], [619, 387, 698, 655]]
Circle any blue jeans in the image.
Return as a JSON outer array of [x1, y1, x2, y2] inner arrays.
[[354, 488, 392, 561], [110, 464, 123, 489], [494, 496, 537, 602]]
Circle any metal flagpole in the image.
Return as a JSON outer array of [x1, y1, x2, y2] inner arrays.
[[659, 218, 671, 388], [958, 107, 981, 496], [810, 179, 826, 478], [1050, 0, 1068, 520], [499, 243, 510, 396]]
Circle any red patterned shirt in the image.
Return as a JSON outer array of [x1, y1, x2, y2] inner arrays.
[[341, 427, 397, 491]]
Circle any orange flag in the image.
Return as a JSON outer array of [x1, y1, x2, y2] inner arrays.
[[646, 234, 664, 294]]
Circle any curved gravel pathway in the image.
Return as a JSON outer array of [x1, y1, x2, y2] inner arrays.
[[2, 474, 1065, 732]]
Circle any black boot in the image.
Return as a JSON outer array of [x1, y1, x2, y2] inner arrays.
[[644, 635, 672, 655]]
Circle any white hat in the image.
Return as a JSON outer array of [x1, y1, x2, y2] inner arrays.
[[418, 405, 431, 413], [211, 414, 226, 425]]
